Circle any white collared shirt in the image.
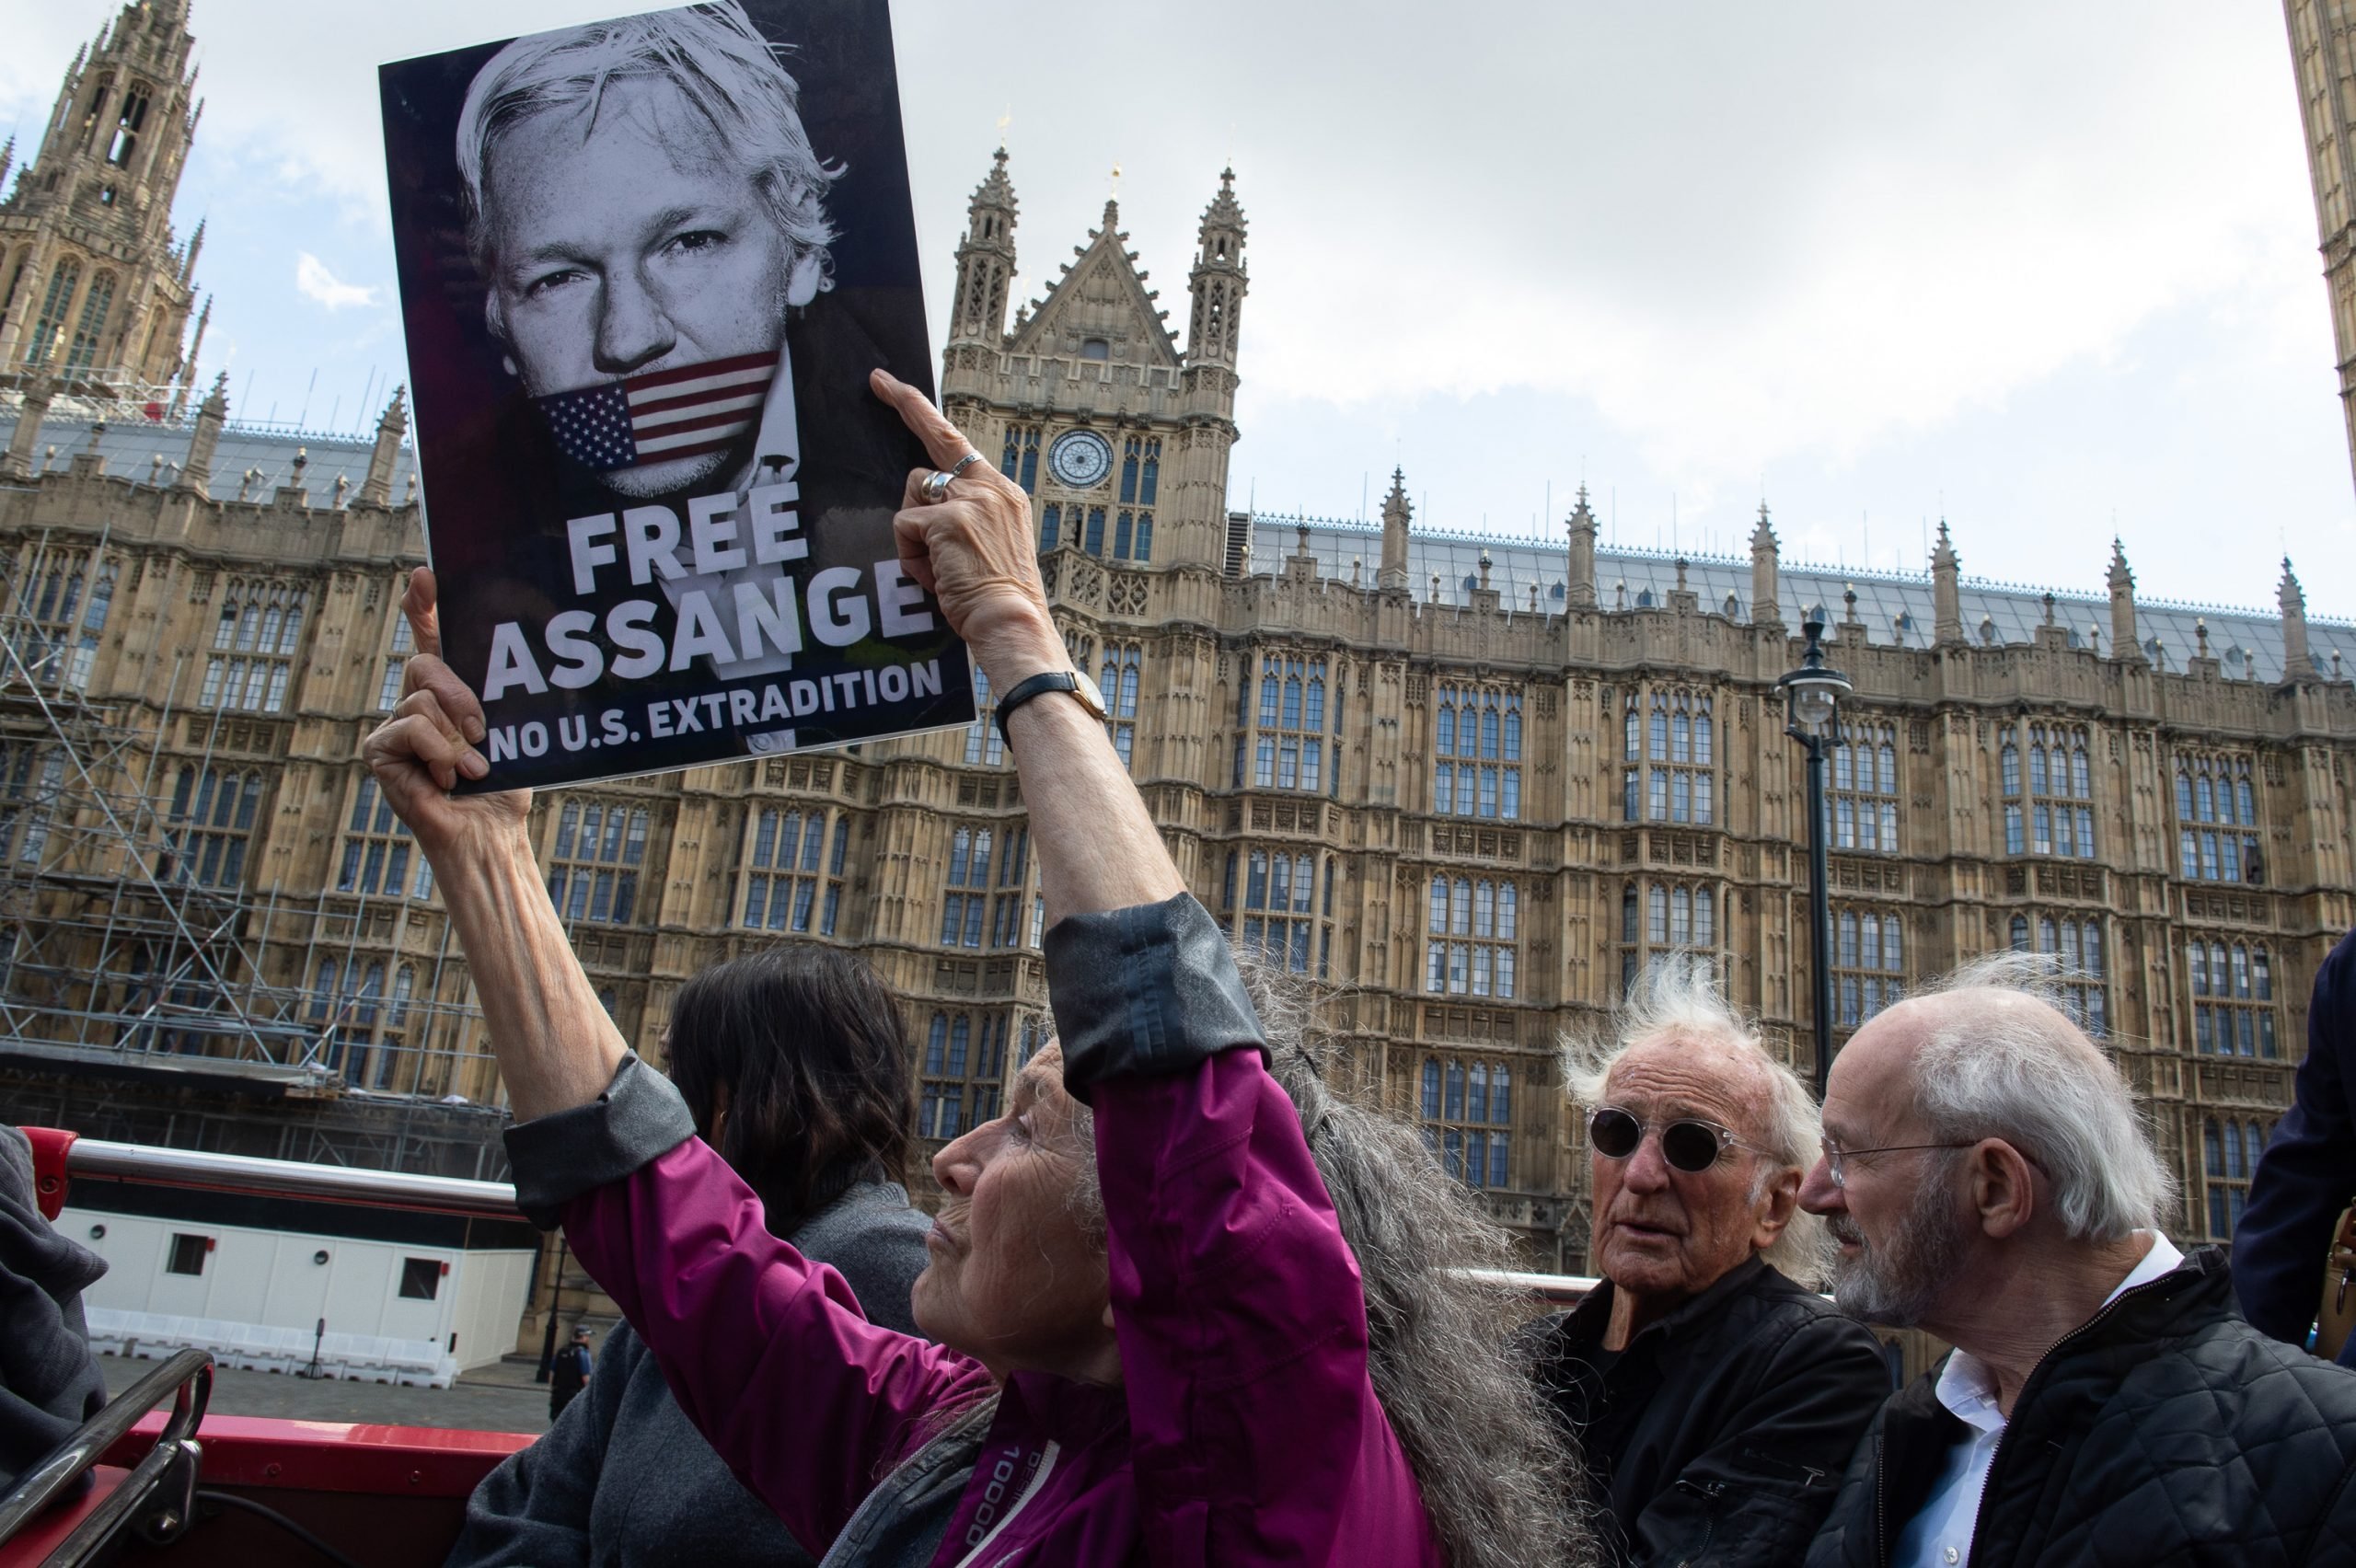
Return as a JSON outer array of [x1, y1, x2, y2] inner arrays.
[[1892, 1230, 2184, 1568]]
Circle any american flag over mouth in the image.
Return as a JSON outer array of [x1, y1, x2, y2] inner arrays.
[[535, 350, 776, 473]]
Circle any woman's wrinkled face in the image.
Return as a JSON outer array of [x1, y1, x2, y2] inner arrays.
[[914, 1043, 1116, 1381]]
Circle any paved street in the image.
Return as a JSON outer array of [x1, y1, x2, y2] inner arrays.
[[99, 1353, 552, 1435]]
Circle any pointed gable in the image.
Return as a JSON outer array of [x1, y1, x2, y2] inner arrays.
[[1007, 199, 1182, 369]]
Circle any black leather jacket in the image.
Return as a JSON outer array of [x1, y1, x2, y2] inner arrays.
[[1806, 1249, 2356, 1568], [1528, 1255, 1890, 1566]]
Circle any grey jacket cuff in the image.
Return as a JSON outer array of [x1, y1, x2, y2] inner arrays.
[[503, 1054, 698, 1228], [1044, 893, 1268, 1103]]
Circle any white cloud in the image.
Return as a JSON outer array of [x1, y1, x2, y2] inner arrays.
[[295, 253, 377, 312]]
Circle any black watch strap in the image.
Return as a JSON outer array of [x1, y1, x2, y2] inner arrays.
[[995, 672, 1080, 746]]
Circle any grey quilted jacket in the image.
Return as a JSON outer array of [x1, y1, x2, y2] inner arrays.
[[1806, 1248, 2356, 1567]]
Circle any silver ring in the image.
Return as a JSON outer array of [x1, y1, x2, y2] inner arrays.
[[920, 451, 984, 505]]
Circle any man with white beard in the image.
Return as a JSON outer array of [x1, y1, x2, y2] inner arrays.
[[1798, 955, 2356, 1568]]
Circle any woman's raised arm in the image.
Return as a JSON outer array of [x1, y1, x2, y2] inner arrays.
[[870, 372, 1183, 925], [362, 569, 624, 1122], [874, 373, 1437, 1562]]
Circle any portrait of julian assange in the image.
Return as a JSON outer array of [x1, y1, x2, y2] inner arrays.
[[379, 0, 969, 791]]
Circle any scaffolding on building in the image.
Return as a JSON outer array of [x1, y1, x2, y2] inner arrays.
[[0, 525, 511, 1180]]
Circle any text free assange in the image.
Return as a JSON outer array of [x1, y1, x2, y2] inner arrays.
[[478, 486, 935, 702]]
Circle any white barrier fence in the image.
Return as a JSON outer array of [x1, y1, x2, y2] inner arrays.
[[84, 1307, 459, 1389]]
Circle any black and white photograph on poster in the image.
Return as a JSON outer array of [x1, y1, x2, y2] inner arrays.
[[377, 0, 970, 792]]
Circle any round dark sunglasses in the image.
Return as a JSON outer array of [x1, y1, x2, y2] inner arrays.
[[1586, 1106, 1747, 1172]]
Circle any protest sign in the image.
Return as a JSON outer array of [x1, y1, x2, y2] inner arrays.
[[379, 0, 970, 791]]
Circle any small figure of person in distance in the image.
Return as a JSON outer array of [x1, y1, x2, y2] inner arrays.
[[1525, 962, 1888, 1565], [453, 943, 932, 1568], [548, 1326, 594, 1423]]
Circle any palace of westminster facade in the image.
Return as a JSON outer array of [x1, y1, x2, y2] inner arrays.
[[4, 3, 2355, 1312]]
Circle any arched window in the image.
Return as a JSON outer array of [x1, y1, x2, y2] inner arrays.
[[2000, 721, 2096, 859], [549, 800, 651, 925], [63, 271, 117, 375], [1618, 879, 1724, 994], [1623, 688, 1715, 825], [964, 665, 1004, 767], [2174, 754, 2261, 883], [1434, 681, 1521, 818], [1416, 1056, 1515, 1190], [1425, 878, 1519, 998], [743, 806, 848, 937], [2188, 935, 2279, 1059], [999, 424, 1040, 492], [2206, 1114, 2267, 1240], [1099, 644, 1144, 767], [338, 775, 430, 900], [1248, 652, 1332, 795], [915, 1009, 1015, 1142], [1825, 720, 1900, 852], [164, 766, 261, 888], [198, 582, 307, 713], [25, 259, 80, 363], [2013, 914, 2108, 1036]]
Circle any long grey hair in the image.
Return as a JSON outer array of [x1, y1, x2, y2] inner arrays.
[[1057, 960, 1594, 1568]]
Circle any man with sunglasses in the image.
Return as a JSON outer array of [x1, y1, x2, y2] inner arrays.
[[1798, 957, 2356, 1568], [1525, 968, 1888, 1566]]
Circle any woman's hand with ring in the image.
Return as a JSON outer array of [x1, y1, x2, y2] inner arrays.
[[872, 369, 1062, 680], [360, 568, 532, 860]]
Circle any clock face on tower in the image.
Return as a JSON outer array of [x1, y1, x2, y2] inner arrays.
[[1047, 430, 1114, 490]]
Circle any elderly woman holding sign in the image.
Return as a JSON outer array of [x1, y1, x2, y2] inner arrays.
[[365, 371, 1585, 1567]]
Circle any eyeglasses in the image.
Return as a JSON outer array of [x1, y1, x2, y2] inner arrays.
[[1586, 1106, 1749, 1173], [1819, 1135, 1980, 1188]]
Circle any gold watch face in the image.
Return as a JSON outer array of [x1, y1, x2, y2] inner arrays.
[[1069, 667, 1109, 720]]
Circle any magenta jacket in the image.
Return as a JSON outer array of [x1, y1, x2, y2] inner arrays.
[[503, 894, 1441, 1567]]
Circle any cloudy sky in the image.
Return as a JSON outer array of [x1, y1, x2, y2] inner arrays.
[[6, 1, 2350, 617]]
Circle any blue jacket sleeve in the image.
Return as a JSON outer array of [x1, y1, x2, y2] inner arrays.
[[2235, 928, 2356, 1364]]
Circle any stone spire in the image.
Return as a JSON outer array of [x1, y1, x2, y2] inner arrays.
[[360, 385, 407, 504], [178, 370, 226, 497], [0, 135, 13, 197], [1565, 484, 1598, 607], [167, 294, 210, 419], [1378, 468, 1412, 594], [180, 216, 206, 286], [2281, 557, 2319, 680], [1185, 167, 1248, 375], [950, 148, 1018, 346], [0, 0, 204, 384], [1750, 501, 1782, 629], [2107, 538, 2140, 660], [0, 372, 51, 478], [1930, 519, 1963, 645]]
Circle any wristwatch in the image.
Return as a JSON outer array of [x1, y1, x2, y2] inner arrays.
[[994, 667, 1108, 748]]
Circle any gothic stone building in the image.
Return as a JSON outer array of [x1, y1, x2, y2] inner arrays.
[[0, 0, 207, 401], [5, 17, 2356, 1355]]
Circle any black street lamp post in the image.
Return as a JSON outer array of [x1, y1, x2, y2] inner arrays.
[[536, 1231, 570, 1383], [1779, 618, 1853, 1099]]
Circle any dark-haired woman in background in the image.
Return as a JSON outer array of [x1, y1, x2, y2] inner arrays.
[[447, 946, 932, 1568]]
